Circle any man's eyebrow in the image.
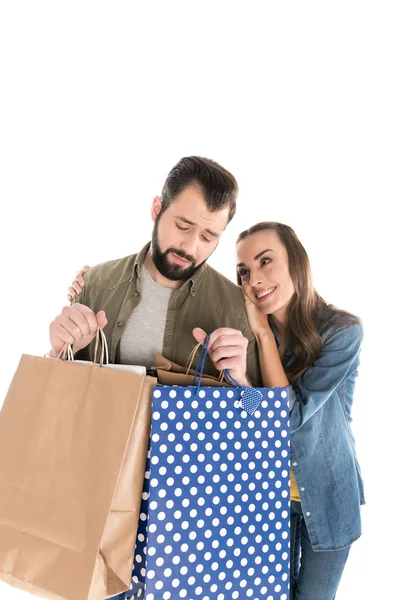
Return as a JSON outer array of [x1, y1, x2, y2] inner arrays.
[[236, 249, 274, 268], [176, 216, 219, 238]]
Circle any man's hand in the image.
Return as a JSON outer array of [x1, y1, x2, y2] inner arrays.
[[192, 327, 250, 387], [49, 304, 107, 357], [67, 265, 90, 303]]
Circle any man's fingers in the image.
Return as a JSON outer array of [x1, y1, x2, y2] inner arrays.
[[193, 328, 247, 359], [73, 304, 100, 334], [209, 332, 247, 354], [192, 327, 207, 343], [51, 323, 76, 346], [64, 316, 87, 340], [50, 304, 102, 355], [60, 305, 95, 337], [209, 345, 243, 364], [96, 310, 108, 329], [208, 327, 243, 349], [213, 358, 241, 372]]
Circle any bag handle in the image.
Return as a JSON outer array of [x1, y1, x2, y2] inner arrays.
[[192, 334, 263, 414], [185, 341, 224, 381], [222, 368, 263, 415], [56, 344, 74, 362], [191, 335, 211, 389], [56, 328, 109, 366], [93, 328, 109, 365]]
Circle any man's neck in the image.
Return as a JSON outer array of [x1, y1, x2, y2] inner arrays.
[[143, 249, 186, 289]]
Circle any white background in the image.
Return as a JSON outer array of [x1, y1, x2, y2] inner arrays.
[[0, 2, 399, 599]]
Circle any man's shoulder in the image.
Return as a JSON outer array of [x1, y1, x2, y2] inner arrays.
[[201, 264, 244, 307], [85, 253, 137, 290]]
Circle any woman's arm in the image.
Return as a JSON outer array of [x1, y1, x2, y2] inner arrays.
[[255, 327, 289, 388], [241, 285, 289, 388]]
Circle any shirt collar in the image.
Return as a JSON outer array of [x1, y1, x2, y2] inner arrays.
[[133, 241, 151, 280]]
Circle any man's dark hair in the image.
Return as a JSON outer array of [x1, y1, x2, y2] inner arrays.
[[160, 156, 238, 223]]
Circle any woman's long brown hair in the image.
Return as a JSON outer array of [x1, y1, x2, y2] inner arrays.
[[236, 222, 360, 383]]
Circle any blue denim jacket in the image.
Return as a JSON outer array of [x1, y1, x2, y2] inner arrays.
[[279, 312, 365, 551]]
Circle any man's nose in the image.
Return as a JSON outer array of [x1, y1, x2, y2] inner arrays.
[[181, 234, 198, 260]]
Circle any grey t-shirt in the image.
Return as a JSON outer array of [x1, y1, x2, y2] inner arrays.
[[119, 265, 174, 368]]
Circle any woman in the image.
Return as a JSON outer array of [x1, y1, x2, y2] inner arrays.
[[236, 221, 364, 600], [67, 221, 364, 599]]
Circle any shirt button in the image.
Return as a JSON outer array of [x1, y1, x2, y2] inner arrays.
[[117, 322, 123, 327], [134, 292, 139, 297], [306, 511, 311, 517], [292, 462, 298, 467], [301, 487, 305, 492]]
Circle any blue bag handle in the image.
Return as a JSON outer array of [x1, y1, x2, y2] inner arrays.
[[191, 334, 210, 388], [192, 335, 263, 415]]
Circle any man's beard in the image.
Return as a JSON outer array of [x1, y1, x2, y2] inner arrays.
[[151, 220, 203, 281]]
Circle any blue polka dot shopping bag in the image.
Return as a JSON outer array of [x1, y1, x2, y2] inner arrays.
[[127, 338, 290, 600]]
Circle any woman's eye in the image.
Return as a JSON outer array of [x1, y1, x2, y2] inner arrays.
[[238, 269, 249, 278], [261, 258, 271, 266]]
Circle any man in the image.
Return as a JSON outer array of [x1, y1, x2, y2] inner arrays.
[[49, 156, 261, 387], [48, 156, 262, 599]]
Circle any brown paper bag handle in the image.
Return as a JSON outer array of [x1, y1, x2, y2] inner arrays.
[[93, 328, 107, 366], [185, 339, 225, 382], [56, 344, 74, 361], [56, 328, 108, 366], [185, 341, 203, 374]]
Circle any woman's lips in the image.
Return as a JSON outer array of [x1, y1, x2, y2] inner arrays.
[[255, 286, 277, 303]]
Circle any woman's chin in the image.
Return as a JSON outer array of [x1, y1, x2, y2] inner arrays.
[[255, 296, 278, 314]]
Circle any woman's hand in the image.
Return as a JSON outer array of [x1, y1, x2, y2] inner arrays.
[[242, 283, 289, 388], [242, 282, 272, 338], [67, 265, 90, 303]]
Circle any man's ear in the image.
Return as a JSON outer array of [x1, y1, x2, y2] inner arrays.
[[151, 196, 162, 222]]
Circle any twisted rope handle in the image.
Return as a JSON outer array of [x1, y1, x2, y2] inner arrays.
[[191, 335, 263, 413], [57, 328, 109, 366]]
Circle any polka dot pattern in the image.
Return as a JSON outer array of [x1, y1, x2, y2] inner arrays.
[[127, 385, 290, 600]]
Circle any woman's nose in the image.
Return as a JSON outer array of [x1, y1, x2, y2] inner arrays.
[[249, 271, 263, 287]]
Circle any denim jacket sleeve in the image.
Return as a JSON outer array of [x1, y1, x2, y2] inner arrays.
[[289, 322, 363, 433]]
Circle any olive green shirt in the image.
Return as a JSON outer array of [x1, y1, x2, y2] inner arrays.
[[73, 242, 262, 386]]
